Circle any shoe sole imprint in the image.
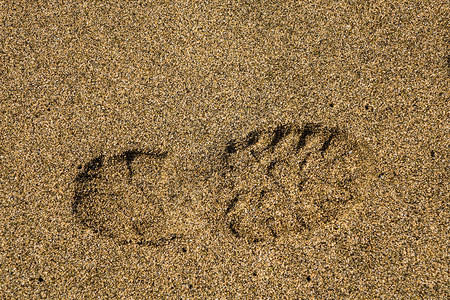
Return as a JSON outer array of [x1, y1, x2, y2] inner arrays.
[[217, 122, 376, 243], [72, 123, 376, 246]]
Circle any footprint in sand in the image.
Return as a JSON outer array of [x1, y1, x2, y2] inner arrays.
[[72, 124, 376, 246], [217, 122, 375, 243], [73, 149, 190, 246]]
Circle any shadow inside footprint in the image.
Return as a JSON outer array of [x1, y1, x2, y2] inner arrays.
[[218, 122, 375, 243]]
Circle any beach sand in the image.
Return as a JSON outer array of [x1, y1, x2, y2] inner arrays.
[[1, 0, 448, 298]]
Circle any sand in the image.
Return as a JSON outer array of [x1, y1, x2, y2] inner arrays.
[[1, 0, 448, 298]]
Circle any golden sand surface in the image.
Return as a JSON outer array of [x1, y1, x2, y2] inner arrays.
[[1, 0, 448, 298]]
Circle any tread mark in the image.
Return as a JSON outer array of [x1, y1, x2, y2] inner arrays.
[[318, 130, 337, 154], [229, 220, 240, 237], [244, 130, 259, 147], [296, 124, 317, 150], [225, 140, 238, 154], [74, 155, 104, 182], [298, 155, 309, 171], [268, 125, 291, 150], [225, 196, 239, 214], [266, 160, 277, 175]]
